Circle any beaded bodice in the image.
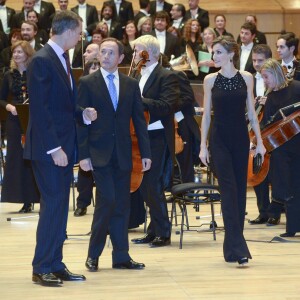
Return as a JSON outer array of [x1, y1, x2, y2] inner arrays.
[[214, 71, 246, 91], [211, 71, 248, 127]]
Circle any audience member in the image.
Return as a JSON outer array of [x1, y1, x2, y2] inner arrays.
[[237, 22, 256, 74], [0, 0, 16, 35], [103, 0, 134, 27], [185, 0, 209, 32], [150, 11, 180, 60], [213, 14, 233, 38], [137, 16, 152, 36], [134, 0, 150, 26]]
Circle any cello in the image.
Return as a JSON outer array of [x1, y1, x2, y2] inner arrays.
[[247, 97, 270, 186], [128, 50, 150, 192]]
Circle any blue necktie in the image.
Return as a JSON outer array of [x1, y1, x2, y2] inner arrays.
[[107, 74, 118, 110]]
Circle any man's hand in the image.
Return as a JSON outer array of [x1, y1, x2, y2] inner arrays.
[[6, 104, 17, 115], [51, 148, 68, 167], [80, 158, 93, 171], [141, 158, 152, 171], [83, 107, 97, 122]]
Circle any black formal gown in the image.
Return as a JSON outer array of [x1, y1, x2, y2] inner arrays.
[[209, 71, 251, 262], [0, 70, 40, 204]]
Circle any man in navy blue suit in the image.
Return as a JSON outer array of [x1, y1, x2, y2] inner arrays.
[[24, 11, 97, 287]]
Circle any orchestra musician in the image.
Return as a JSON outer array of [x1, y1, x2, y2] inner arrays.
[[260, 58, 300, 237], [0, 40, 39, 213], [248, 44, 274, 225], [200, 36, 265, 266], [131, 35, 179, 247], [77, 37, 151, 271]]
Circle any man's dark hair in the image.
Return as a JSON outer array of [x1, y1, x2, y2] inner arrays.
[[241, 22, 257, 35], [278, 32, 299, 56], [101, 3, 115, 19], [139, 0, 149, 9], [246, 15, 257, 23], [52, 10, 82, 35], [155, 11, 170, 26], [100, 37, 124, 56], [21, 20, 38, 32], [173, 3, 186, 17], [252, 44, 272, 59]]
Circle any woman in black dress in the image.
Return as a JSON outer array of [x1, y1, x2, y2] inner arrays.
[[260, 58, 300, 237], [0, 40, 40, 212], [200, 36, 265, 266]]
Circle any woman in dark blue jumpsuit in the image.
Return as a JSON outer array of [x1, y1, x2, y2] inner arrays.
[[200, 36, 266, 266]]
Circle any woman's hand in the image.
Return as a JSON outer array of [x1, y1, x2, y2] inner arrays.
[[6, 104, 17, 115], [199, 145, 210, 167], [255, 142, 266, 163]]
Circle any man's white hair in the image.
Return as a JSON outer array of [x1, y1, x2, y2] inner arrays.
[[132, 35, 161, 61]]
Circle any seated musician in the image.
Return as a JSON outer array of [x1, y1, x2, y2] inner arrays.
[[260, 58, 300, 237]]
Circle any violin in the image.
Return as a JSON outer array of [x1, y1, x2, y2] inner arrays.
[[128, 49, 150, 192]]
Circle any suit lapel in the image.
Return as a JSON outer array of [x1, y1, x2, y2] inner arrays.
[[44, 44, 73, 93], [143, 65, 160, 96], [95, 70, 116, 111]]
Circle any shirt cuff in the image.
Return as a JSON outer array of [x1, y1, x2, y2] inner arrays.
[[47, 146, 61, 155]]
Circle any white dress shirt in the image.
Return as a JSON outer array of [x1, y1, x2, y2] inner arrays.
[[240, 42, 253, 71], [156, 1, 164, 12], [0, 5, 8, 33], [172, 17, 183, 29], [139, 62, 164, 130], [155, 29, 166, 54], [114, 0, 122, 16], [104, 19, 112, 33], [281, 56, 296, 75], [78, 3, 87, 31], [34, 0, 41, 13], [255, 72, 265, 97]]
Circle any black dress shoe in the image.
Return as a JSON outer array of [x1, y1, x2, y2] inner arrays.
[[19, 204, 32, 213], [85, 257, 99, 272], [32, 273, 63, 286], [237, 257, 249, 266], [280, 232, 296, 237], [131, 234, 155, 244], [74, 207, 87, 217], [113, 259, 145, 270], [53, 268, 86, 281], [149, 237, 171, 247], [249, 216, 269, 225], [266, 217, 280, 226]]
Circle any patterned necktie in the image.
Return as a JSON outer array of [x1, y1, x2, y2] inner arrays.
[[107, 74, 118, 110], [62, 52, 71, 85]]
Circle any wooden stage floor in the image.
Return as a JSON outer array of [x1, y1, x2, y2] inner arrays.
[[0, 187, 299, 300]]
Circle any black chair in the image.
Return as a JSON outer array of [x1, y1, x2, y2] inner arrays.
[[171, 182, 221, 249]]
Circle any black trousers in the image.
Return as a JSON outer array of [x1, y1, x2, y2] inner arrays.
[[88, 149, 131, 264], [269, 140, 300, 233], [76, 167, 93, 208], [139, 129, 171, 238]]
